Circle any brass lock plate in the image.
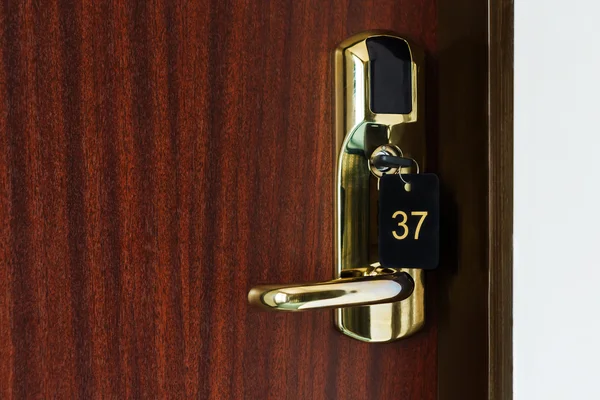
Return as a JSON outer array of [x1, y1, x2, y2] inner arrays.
[[333, 31, 426, 342]]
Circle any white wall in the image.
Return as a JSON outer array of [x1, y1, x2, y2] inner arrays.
[[515, 1, 600, 399]]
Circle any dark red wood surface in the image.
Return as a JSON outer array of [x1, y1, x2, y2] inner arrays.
[[0, 1, 437, 398]]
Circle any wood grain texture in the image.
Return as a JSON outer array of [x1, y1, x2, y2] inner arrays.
[[488, 0, 514, 398], [0, 0, 438, 399]]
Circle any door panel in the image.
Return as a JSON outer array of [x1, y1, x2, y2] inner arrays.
[[0, 0, 439, 398]]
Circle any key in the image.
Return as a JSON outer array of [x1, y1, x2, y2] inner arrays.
[[371, 154, 414, 170]]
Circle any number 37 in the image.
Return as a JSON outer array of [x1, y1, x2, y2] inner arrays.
[[392, 211, 428, 240]]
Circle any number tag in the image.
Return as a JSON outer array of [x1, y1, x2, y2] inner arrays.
[[378, 173, 439, 270]]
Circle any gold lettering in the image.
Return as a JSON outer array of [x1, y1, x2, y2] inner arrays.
[[411, 211, 428, 240], [391, 211, 429, 240], [392, 211, 409, 240]]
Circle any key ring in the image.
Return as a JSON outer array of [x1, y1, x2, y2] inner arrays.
[[397, 158, 420, 191]]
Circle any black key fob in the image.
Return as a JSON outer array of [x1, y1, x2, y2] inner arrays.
[[378, 173, 440, 270]]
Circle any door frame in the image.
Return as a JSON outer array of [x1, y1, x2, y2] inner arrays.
[[488, 0, 513, 398], [435, 0, 513, 398]]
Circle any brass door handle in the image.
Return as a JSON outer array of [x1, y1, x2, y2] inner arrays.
[[248, 268, 414, 311]]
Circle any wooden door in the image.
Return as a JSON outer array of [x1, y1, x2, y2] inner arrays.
[[0, 0, 496, 399]]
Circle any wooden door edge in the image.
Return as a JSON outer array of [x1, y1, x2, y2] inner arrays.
[[488, 0, 514, 398], [435, 0, 513, 398]]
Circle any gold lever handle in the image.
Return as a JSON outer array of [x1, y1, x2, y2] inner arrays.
[[248, 268, 414, 311]]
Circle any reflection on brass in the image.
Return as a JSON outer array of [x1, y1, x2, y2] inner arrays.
[[334, 31, 426, 342], [248, 267, 414, 311]]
